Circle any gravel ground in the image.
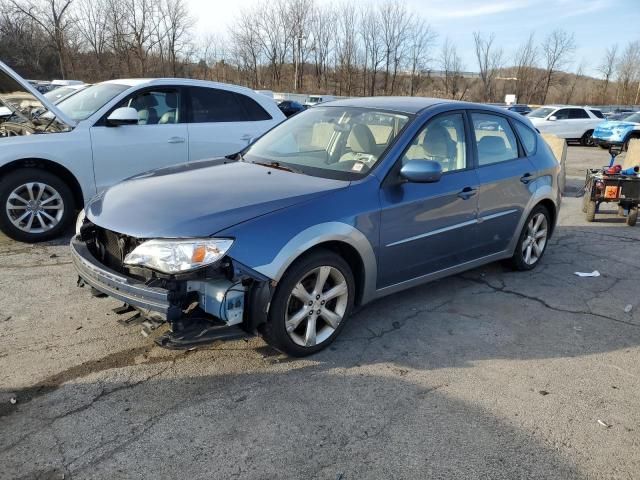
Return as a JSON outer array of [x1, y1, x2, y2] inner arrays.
[[1, 146, 639, 480]]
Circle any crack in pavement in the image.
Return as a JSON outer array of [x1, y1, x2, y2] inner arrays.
[[461, 276, 640, 329]]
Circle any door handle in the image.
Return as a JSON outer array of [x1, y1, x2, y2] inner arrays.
[[520, 172, 534, 184], [168, 136, 185, 144], [457, 187, 477, 200]]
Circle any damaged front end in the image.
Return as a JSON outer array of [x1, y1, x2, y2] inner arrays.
[[71, 220, 273, 348]]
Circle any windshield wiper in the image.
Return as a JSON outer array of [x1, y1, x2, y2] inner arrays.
[[251, 160, 302, 174]]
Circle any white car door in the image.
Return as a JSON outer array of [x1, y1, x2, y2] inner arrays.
[[186, 86, 276, 161], [89, 87, 188, 192], [567, 108, 593, 138], [549, 108, 573, 138]]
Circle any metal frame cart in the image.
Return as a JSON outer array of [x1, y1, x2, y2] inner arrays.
[[582, 145, 640, 226]]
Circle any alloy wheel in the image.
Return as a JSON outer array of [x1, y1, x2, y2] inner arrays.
[[5, 182, 64, 233], [522, 212, 548, 265], [285, 265, 349, 347]]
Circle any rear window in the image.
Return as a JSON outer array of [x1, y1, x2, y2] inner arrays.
[[590, 109, 604, 119], [568, 108, 589, 119]]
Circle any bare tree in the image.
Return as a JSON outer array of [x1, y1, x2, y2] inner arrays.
[[473, 32, 503, 102], [379, 0, 411, 95], [334, 2, 358, 95], [513, 33, 538, 103], [159, 0, 193, 76], [360, 7, 382, 96], [597, 44, 618, 104], [440, 38, 467, 100], [616, 41, 640, 104], [406, 18, 436, 96], [8, 0, 75, 78], [540, 29, 575, 104], [309, 4, 335, 90]]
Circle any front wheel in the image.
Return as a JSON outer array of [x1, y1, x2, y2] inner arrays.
[[510, 206, 550, 271], [0, 168, 75, 242], [263, 250, 355, 356], [627, 208, 638, 227]]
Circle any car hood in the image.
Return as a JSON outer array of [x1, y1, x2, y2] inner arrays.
[[0, 61, 76, 130], [86, 159, 349, 238], [595, 120, 639, 130]]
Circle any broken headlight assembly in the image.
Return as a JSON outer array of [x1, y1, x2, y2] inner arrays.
[[124, 238, 234, 274]]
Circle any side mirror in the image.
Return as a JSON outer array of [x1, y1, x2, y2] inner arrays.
[[400, 160, 442, 183], [107, 107, 139, 126], [548, 115, 557, 121]]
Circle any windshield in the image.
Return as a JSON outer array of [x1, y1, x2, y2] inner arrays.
[[528, 107, 556, 119], [622, 112, 640, 123], [56, 83, 129, 121], [44, 86, 80, 103], [244, 106, 410, 180]]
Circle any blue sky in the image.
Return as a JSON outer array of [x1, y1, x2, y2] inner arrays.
[[188, 0, 639, 76]]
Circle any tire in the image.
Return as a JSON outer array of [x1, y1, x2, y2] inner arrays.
[[585, 200, 597, 222], [263, 249, 355, 356], [627, 208, 638, 227], [510, 205, 551, 271], [581, 130, 595, 147], [582, 189, 590, 213], [599, 144, 609, 150], [0, 168, 75, 243]]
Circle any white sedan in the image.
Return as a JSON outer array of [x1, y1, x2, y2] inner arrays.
[[0, 62, 285, 242]]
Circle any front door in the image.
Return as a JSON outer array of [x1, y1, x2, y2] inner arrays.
[[90, 87, 188, 193], [470, 111, 536, 256], [378, 112, 480, 288]]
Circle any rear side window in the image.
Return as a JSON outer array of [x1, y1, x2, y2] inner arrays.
[[236, 93, 272, 121], [553, 109, 570, 120], [590, 109, 604, 119], [189, 87, 244, 122], [513, 121, 537, 155], [569, 108, 589, 119], [471, 113, 519, 166]]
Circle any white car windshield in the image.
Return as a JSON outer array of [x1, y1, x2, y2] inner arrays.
[[528, 107, 556, 119], [56, 83, 129, 121], [244, 106, 410, 180]]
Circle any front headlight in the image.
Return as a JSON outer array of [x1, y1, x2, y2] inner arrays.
[[123, 238, 234, 274], [75, 209, 86, 234]]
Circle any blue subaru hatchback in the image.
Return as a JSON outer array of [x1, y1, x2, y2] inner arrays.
[[72, 97, 561, 356]]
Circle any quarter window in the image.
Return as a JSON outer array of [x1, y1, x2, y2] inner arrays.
[[236, 93, 272, 121], [401, 113, 467, 173], [513, 121, 537, 155], [471, 113, 519, 166]]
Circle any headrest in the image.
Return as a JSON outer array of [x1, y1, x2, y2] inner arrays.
[[348, 124, 375, 153], [423, 124, 453, 158], [477, 135, 507, 155]]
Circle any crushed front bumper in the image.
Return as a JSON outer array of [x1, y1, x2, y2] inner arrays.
[[70, 235, 175, 319]]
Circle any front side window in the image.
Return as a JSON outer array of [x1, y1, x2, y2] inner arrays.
[[401, 112, 467, 173], [116, 89, 180, 125], [244, 106, 409, 179], [57, 83, 129, 121], [471, 113, 519, 166]]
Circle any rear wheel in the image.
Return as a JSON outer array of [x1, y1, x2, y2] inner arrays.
[[510, 205, 550, 271], [263, 250, 354, 356], [581, 130, 595, 147], [0, 168, 75, 242], [627, 208, 638, 227]]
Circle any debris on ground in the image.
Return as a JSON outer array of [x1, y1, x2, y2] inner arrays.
[[574, 270, 600, 277], [538, 390, 550, 396], [624, 304, 633, 313], [9, 397, 16, 405], [597, 419, 612, 428]]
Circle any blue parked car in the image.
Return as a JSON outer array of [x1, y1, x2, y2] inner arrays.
[[593, 111, 640, 150], [72, 97, 561, 356]]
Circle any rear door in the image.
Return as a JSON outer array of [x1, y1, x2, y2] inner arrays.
[[378, 111, 480, 288], [471, 111, 536, 256], [568, 107, 593, 138], [90, 87, 188, 192], [186, 87, 275, 161]]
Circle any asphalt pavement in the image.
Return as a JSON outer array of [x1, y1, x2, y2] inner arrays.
[[1, 146, 639, 479]]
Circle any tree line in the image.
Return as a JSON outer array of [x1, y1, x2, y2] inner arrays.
[[1, 0, 639, 106]]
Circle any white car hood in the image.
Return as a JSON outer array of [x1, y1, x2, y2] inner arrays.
[[0, 61, 76, 129]]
